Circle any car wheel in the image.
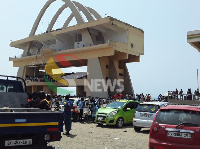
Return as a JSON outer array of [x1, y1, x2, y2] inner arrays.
[[116, 118, 124, 128], [134, 126, 141, 132]]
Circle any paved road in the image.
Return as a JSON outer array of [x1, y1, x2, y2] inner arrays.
[[51, 122, 149, 149]]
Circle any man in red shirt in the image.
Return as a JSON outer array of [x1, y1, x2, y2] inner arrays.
[[114, 94, 119, 100], [120, 93, 123, 99]]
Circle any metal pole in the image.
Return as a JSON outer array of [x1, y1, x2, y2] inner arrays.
[[198, 69, 199, 91]]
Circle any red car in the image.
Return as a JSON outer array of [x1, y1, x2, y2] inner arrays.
[[149, 105, 200, 149]]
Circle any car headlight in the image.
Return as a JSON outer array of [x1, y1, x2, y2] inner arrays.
[[107, 111, 118, 118]]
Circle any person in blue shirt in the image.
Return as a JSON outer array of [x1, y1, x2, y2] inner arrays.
[[78, 97, 84, 122], [63, 95, 72, 135]]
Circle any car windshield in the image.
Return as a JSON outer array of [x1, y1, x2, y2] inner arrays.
[[136, 104, 159, 113], [155, 109, 200, 126], [105, 101, 126, 109]]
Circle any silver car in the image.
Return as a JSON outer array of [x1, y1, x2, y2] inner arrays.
[[133, 102, 169, 132]]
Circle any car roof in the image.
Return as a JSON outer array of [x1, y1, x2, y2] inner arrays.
[[115, 100, 127, 102], [70, 98, 80, 100], [160, 105, 200, 112], [115, 99, 139, 103], [140, 102, 169, 106]]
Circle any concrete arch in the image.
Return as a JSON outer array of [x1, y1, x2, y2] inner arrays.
[[47, 4, 68, 32], [30, 0, 84, 36], [64, 0, 84, 24], [62, 5, 102, 28], [86, 7, 102, 20], [72, 1, 94, 22], [63, 13, 74, 28], [30, 0, 56, 36], [48, 1, 95, 32]]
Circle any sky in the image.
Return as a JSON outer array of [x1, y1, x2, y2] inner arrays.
[[0, 0, 200, 98]]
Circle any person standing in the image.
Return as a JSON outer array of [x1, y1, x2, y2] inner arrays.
[[79, 97, 84, 122], [114, 94, 119, 101], [91, 103, 98, 122], [120, 93, 123, 99], [63, 95, 72, 135]]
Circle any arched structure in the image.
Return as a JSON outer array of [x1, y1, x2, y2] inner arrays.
[[10, 1, 144, 98], [63, 13, 74, 28], [86, 7, 102, 20], [30, 0, 101, 36]]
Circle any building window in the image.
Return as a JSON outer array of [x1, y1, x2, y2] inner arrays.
[[75, 34, 82, 42], [119, 73, 123, 76], [131, 43, 134, 48], [106, 77, 108, 80], [106, 65, 109, 68]]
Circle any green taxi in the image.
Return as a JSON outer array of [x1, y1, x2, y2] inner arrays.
[[95, 100, 140, 128]]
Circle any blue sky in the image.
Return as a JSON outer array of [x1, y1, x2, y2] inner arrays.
[[1, 0, 200, 98]]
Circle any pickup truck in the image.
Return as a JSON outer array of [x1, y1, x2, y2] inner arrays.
[[0, 75, 63, 149]]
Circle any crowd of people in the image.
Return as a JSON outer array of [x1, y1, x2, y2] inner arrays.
[[25, 73, 87, 83], [167, 88, 200, 100]]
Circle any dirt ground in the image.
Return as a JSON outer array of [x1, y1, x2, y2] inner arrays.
[[50, 122, 149, 149]]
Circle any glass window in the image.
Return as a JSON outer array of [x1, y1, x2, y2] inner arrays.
[[75, 34, 82, 42], [136, 104, 159, 113], [155, 109, 200, 126], [125, 102, 139, 109], [105, 101, 126, 109], [0, 83, 14, 92], [0, 83, 6, 92]]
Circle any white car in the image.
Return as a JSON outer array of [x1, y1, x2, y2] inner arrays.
[[133, 102, 169, 132]]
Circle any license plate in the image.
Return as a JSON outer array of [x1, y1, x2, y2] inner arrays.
[[167, 132, 191, 138], [141, 113, 153, 117], [5, 139, 32, 147], [98, 117, 103, 120]]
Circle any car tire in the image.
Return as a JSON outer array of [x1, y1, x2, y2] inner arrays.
[[116, 118, 124, 128], [134, 126, 141, 132]]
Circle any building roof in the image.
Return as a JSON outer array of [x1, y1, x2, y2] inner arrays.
[[10, 16, 143, 49]]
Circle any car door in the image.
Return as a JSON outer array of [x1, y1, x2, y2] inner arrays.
[[123, 102, 139, 124]]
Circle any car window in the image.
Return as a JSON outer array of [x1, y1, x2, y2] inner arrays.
[[136, 104, 159, 113], [105, 102, 126, 109], [155, 109, 200, 126], [125, 102, 139, 109]]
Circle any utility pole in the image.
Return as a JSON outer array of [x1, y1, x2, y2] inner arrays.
[[198, 69, 199, 91]]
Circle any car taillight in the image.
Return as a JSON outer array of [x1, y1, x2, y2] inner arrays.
[[151, 122, 160, 133], [44, 134, 50, 141], [51, 133, 59, 141], [133, 111, 136, 118], [44, 133, 59, 141]]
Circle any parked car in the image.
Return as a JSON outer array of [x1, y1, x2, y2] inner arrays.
[[95, 100, 140, 128], [149, 105, 200, 149], [133, 102, 169, 132]]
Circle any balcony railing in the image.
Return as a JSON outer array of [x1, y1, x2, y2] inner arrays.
[[10, 40, 109, 59]]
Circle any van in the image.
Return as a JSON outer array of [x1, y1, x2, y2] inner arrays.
[[133, 102, 168, 132]]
